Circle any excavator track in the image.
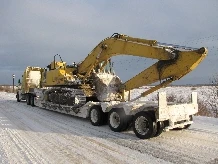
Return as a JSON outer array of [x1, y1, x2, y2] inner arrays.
[[42, 88, 86, 114]]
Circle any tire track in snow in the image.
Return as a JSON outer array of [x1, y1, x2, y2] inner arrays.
[[1, 96, 166, 164], [0, 104, 51, 163], [0, 102, 97, 164], [1, 93, 218, 164]]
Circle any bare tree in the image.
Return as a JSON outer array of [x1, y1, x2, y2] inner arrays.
[[209, 73, 218, 117]]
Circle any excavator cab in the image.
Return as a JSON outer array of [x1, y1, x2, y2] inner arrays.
[[43, 54, 78, 87], [48, 61, 66, 70]]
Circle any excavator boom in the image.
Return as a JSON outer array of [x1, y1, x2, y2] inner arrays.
[[78, 33, 173, 75], [76, 33, 207, 99]]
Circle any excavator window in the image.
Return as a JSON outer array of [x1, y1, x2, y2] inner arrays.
[[47, 64, 52, 70]]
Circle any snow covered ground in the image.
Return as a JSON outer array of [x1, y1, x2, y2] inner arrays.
[[0, 88, 218, 164]]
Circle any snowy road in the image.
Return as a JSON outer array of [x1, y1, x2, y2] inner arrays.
[[0, 92, 218, 164]]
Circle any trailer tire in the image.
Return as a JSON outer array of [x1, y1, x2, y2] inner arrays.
[[16, 93, 21, 102], [26, 95, 30, 105], [30, 95, 35, 107], [89, 106, 106, 126], [133, 112, 157, 139], [154, 121, 164, 137], [108, 108, 128, 132]]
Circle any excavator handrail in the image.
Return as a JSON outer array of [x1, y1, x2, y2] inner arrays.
[[157, 42, 198, 51]]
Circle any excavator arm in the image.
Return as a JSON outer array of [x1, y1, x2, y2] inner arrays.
[[124, 47, 207, 90], [76, 33, 207, 100]]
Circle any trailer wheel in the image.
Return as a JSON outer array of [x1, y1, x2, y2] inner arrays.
[[108, 108, 128, 132], [30, 95, 35, 107], [26, 95, 30, 105], [16, 93, 21, 102], [133, 112, 157, 139], [89, 106, 106, 126], [154, 121, 164, 137]]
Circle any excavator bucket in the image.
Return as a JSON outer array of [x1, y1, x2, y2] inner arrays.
[[93, 72, 122, 101]]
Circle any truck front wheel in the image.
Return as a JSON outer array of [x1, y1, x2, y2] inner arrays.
[[16, 93, 21, 102], [133, 112, 157, 139], [26, 95, 30, 105], [108, 108, 128, 132], [30, 95, 35, 107]]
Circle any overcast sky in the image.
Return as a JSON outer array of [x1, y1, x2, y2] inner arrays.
[[0, 0, 218, 85]]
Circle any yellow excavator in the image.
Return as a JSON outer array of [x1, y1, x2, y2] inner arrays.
[[17, 33, 207, 139], [43, 33, 207, 101]]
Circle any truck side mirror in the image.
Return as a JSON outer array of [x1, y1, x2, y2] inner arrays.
[[18, 79, 21, 84]]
